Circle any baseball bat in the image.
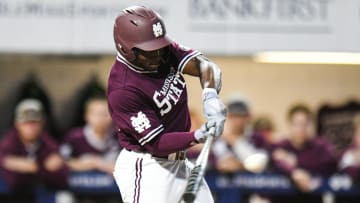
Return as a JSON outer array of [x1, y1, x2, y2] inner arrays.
[[182, 127, 215, 203]]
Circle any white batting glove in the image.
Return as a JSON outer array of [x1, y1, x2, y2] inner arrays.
[[202, 88, 227, 137], [194, 121, 217, 143]]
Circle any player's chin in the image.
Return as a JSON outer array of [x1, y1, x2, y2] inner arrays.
[[146, 64, 160, 71]]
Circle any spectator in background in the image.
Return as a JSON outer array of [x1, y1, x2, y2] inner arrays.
[[252, 116, 275, 150], [60, 96, 120, 174], [0, 99, 68, 191], [271, 104, 338, 203], [213, 97, 268, 173], [339, 113, 360, 182]]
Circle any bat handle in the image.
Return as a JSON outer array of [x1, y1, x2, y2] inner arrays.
[[207, 126, 215, 137]]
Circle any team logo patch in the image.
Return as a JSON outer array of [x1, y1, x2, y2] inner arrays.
[[131, 111, 151, 133], [152, 22, 163, 38]]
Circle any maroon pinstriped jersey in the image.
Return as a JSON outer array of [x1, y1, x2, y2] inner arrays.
[[107, 42, 201, 152], [60, 126, 120, 160]]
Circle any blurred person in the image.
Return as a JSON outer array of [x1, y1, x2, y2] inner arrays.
[[252, 116, 275, 150], [337, 114, 360, 203], [62, 76, 106, 132], [271, 104, 338, 203], [339, 113, 360, 181], [0, 99, 68, 192], [213, 98, 268, 173], [61, 96, 120, 174], [0, 75, 60, 141]]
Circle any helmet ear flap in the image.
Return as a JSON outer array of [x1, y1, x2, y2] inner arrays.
[[117, 44, 136, 61]]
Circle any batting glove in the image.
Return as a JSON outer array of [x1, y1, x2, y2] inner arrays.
[[194, 121, 217, 143], [202, 88, 227, 137]]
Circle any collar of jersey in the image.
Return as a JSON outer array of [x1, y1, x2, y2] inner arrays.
[[116, 53, 158, 74], [83, 124, 111, 151]]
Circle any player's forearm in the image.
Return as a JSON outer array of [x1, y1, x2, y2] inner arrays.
[[2, 156, 38, 173], [145, 132, 197, 156], [198, 57, 222, 93], [67, 159, 97, 171], [183, 56, 222, 93], [96, 161, 115, 174], [273, 160, 296, 176], [200, 61, 221, 91]]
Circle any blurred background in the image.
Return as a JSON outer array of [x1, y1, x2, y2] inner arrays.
[[0, 0, 360, 203]]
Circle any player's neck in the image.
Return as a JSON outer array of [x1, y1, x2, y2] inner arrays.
[[93, 129, 107, 140], [290, 138, 307, 149]]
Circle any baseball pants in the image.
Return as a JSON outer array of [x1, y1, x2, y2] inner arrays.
[[113, 149, 214, 203]]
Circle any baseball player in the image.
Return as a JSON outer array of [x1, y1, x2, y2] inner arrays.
[[108, 6, 226, 203]]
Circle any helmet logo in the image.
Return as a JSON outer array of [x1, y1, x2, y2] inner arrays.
[[152, 22, 163, 38]]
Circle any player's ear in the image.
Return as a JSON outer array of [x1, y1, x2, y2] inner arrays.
[[161, 46, 170, 63], [14, 121, 20, 129], [84, 111, 90, 123], [84, 105, 91, 123]]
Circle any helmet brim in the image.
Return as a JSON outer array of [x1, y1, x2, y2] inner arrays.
[[134, 36, 172, 51]]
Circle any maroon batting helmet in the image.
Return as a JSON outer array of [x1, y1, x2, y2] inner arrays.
[[113, 6, 172, 61]]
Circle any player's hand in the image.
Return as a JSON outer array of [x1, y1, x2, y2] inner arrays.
[[272, 149, 297, 168], [291, 169, 313, 192], [44, 153, 64, 172], [202, 88, 227, 136], [194, 121, 217, 143]]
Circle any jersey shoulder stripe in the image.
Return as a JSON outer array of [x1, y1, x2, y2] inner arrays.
[[178, 50, 202, 73]]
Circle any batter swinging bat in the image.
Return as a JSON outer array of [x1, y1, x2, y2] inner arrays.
[[182, 127, 215, 203]]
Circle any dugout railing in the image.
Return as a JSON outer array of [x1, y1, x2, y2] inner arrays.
[[0, 170, 359, 203]]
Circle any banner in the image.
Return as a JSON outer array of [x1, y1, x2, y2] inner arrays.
[[0, 0, 359, 54]]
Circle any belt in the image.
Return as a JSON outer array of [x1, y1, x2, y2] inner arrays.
[[164, 151, 186, 161], [126, 149, 185, 161]]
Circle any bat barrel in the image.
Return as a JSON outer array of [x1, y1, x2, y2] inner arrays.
[[183, 165, 202, 202], [182, 133, 214, 203]]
